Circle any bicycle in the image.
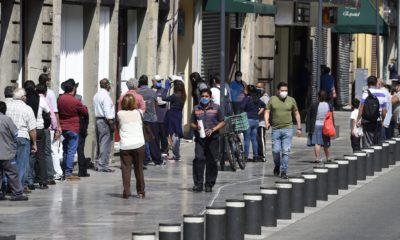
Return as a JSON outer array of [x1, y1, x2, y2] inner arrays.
[[220, 112, 249, 171]]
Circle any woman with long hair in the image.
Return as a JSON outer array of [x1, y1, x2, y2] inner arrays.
[[163, 81, 187, 161], [117, 94, 145, 199], [241, 85, 266, 162]]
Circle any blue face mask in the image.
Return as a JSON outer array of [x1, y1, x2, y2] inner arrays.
[[200, 97, 210, 105], [155, 82, 162, 89]]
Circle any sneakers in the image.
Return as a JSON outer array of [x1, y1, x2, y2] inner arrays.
[[27, 184, 36, 190], [204, 186, 213, 192], [280, 172, 288, 179], [10, 195, 29, 201], [192, 185, 203, 192], [273, 166, 280, 176], [64, 175, 80, 181], [95, 168, 115, 173], [37, 184, 49, 190]]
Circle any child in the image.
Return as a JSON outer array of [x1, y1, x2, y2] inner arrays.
[[350, 98, 361, 152]]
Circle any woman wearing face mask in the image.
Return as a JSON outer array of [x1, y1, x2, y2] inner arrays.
[[230, 71, 247, 114], [241, 85, 266, 162], [162, 81, 187, 161], [152, 76, 169, 157], [190, 88, 225, 192]]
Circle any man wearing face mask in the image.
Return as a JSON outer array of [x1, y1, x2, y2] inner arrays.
[[230, 71, 247, 114], [256, 82, 270, 162], [152, 75, 169, 157], [264, 82, 302, 179], [190, 88, 225, 193]]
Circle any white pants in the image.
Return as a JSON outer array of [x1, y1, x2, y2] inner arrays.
[[50, 130, 63, 177]]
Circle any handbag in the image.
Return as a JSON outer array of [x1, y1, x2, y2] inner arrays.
[[137, 110, 154, 142], [322, 111, 336, 137]]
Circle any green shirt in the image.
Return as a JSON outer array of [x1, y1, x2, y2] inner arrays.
[[266, 96, 298, 129]]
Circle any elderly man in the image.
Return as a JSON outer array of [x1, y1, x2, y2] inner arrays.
[[0, 101, 29, 201], [93, 78, 115, 172], [117, 78, 146, 111], [6, 88, 37, 187]]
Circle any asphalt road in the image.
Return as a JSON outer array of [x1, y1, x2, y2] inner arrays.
[[267, 166, 400, 240]]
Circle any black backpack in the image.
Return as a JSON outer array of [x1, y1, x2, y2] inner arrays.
[[362, 90, 380, 123]]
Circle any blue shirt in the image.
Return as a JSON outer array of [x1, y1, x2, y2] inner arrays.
[[230, 80, 246, 102], [240, 96, 266, 120], [320, 74, 334, 95], [191, 103, 224, 139]]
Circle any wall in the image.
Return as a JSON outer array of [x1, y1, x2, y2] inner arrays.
[[274, 27, 289, 85]]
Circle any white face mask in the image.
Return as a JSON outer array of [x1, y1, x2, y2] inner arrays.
[[279, 91, 288, 99]]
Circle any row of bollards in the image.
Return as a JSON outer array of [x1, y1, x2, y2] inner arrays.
[[132, 138, 400, 240]]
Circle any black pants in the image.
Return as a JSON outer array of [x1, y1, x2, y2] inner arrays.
[[77, 134, 87, 175], [193, 137, 219, 187], [158, 122, 168, 154], [146, 122, 162, 164], [351, 135, 361, 152], [257, 126, 266, 158], [0, 160, 23, 196], [32, 129, 47, 185], [362, 122, 382, 148]]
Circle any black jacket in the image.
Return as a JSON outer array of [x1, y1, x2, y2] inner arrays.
[[306, 101, 334, 134]]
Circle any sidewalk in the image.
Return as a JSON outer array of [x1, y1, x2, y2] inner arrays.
[[0, 112, 354, 240]]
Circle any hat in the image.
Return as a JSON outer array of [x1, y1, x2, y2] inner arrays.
[[169, 75, 184, 83], [61, 79, 79, 92], [154, 75, 163, 82], [126, 78, 139, 89]]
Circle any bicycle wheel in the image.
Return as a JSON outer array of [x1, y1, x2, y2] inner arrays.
[[225, 136, 237, 171], [232, 135, 246, 170]]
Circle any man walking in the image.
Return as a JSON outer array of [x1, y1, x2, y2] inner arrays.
[[93, 78, 115, 172], [0, 101, 29, 201], [264, 82, 302, 179], [356, 76, 387, 147]]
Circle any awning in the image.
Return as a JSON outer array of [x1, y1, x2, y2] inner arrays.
[[204, 0, 277, 16], [277, 0, 361, 8], [331, 0, 388, 35]]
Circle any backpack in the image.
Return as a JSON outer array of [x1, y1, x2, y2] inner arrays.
[[362, 90, 380, 123]]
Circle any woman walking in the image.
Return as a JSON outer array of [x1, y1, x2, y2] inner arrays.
[[117, 94, 145, 199], [306, 90, 333, 163], [241, 85, 266, 162], [162, 80, 187, 161]]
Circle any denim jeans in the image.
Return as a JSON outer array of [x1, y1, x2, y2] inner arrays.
[[171, 133, 181, 160], [62, 131, 79, 176], [271, 128, 294, 173], [244, 119, 259, 159], [14, 137, 31, 186]]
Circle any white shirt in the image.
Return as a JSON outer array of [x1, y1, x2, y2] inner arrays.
[[37, 96, 51, 129], [46, 88, 58, 112], [6, 100, 36, 139], [93, 88, 115, 119], [117, 110, 145, 150], [211, 86, 228, 106], [350, 109, 358, 129]]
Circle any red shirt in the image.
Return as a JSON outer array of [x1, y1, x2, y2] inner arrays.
[[58, 93, 88, 133], [117, 90, 146, 111]]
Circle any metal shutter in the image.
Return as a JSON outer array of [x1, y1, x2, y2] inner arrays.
[[202, 12, 220, 83], [336, 34, 351, 106], [310, 27, 328, 102], [371, 35, 377, 76]]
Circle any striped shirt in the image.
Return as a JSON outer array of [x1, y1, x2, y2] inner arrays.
[[361, 87, 387, 111], [5, 100, 37, 139]]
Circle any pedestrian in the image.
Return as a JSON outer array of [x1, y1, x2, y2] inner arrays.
[[93, 78, 116, 172], [152, 75, 169, 157], [190, 88, 225, 192], [6, 88, 37, 187], [230, 71, 247, 114], [320, 65, 336, 104], [58, 79, 88, 180], [391, 81, 400, 136], [210, 75, 232, 115], [264, 82, 302, 179], [356, 76, 387, 148], [75, 94, 90, 177], [162, 78, 187, 161], [0, 101, 29, 201], [38, 73, 63, 181], [350, 98, 361, 152], [306, 90, 333, 163], [241, 85, 266, 162], [256, 82, 269, 162], [185, 72, 205, 142], [377, 79, 393, 140], [137, 75, 164, 166], [117, 78, 146, 112], [117, 94, 146, 199], [388, 58, 398, 81]]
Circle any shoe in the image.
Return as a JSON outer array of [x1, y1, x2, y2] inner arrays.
[[155, 161, 167, 167], [78, 173, 90, 177], [192, 185, 203, 192], [280, 172, 288, 179], [122, 191, 131, 199], [205, 186, 213, 192], [23, 187, 31, 194], [38, 184, 49, 189], [138, 193, 145, 199], [64, 175, 80, 181], [273, 166, 280, 176], [96, 168, 115, 173], [54, 175, 63, 181], [27, 184, 36, 190], [47, 179, 56, 185], [167, 156, 176, 161], [10, 195, 29, 201]]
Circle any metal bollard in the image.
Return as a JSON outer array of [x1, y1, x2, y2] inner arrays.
[[393, 138, 400, 162], [301, 172, 317, 207], [324, 162, 339, 195], [260, 187, 278, 227], [243, 193, 263, 236], [371, 145, 383, 172], [225, 200, 244, 240], [343, 155, 358, 185], [353, 151, 367, 181], [335, 160, 349, 190], [361, 148, 375, 176], [275, 181, 292, 220], [183, 215, 204, 240], [206, 207, 226, 240], [289, 177, 305, 213], [386, 140, 396, 165], [313, 167, 328, 201], [132, 232, 156, 240], [159, 223, 181, 240], [382, 142, 389, 168]]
